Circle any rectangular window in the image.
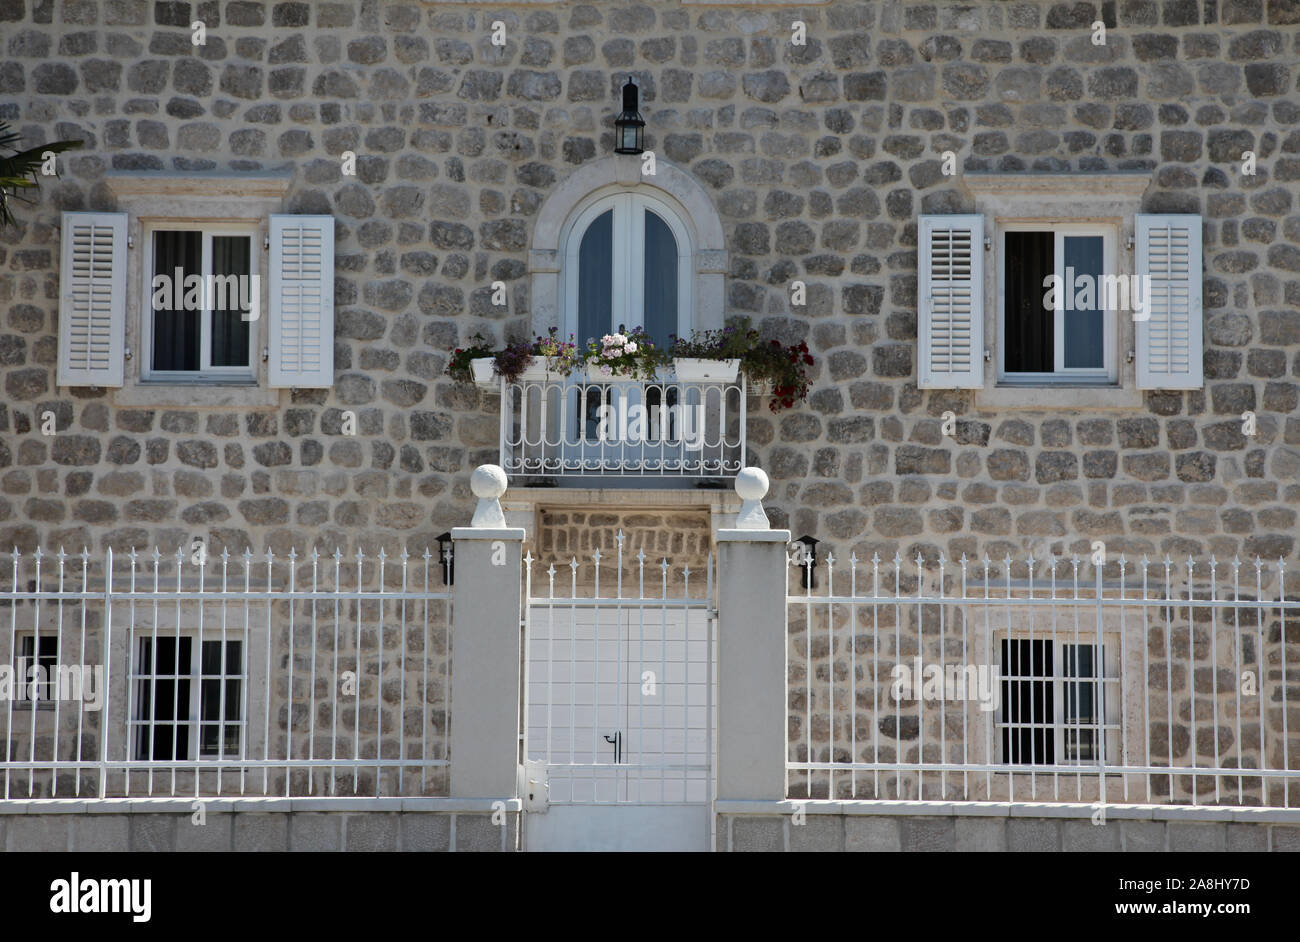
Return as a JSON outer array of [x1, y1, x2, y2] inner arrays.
[[132, 636, 243, 761], [999, 224, 1116, 384], [17, 634, 58, 702], [998, 638, 1117, 766], [144, 226, 256, 382]]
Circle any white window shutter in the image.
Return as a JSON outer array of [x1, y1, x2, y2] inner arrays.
[[917, 214, 984, 389], [269, 214, 335, 388], [57, 212, 127, 387], [1136, 214, 1203, 390]]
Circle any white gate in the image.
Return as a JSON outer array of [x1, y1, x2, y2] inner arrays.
[[522, 537, 714, 851]]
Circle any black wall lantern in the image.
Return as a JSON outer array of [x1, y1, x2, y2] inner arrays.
[[792, 535, 821, 590], [614, 77, 645, 155], [435, 531, 454, 586]]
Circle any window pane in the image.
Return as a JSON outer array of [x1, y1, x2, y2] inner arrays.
[[642, 210, 678, 351], [18, 635, 58, 700], [133, 636, 193, 761], [1063, 235, 1105, 369], [1000, 638, 1054, 765], [1004, 231, 1053, 373], [578, 209, 613, 344], [211, 235, 252, 368], [199, 640, 242, 757], [151, 230, 202, 372]]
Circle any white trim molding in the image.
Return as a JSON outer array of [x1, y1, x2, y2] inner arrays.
[[529, 156, 728, 341], [962, 172, 1150, 411]]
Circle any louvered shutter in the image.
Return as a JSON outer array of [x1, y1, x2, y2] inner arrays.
[[917, 214, 984, 389], [1136, 214, 1203, 390], [57, 212, 127, 387], [269, 214, 335, 388]]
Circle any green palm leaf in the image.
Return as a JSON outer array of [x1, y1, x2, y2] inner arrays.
[[0, 121, 83, 227]]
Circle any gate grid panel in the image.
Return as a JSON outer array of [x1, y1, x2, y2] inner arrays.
[[524, 534, 714, 806]]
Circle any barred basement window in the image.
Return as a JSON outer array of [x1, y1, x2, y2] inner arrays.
[[998, 638, 1120, 766], [17, 634, 58, 702], [142, 226, 257, 383], [131, 636, 244, 761]]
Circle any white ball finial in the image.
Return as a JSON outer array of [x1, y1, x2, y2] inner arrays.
[[469, 464, 508, 528], [733, 467, 770, 530], [735, 467, 769, 502], [471, 464, 508, 500]]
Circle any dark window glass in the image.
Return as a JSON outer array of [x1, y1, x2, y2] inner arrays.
[[18, 635, 58, 701], [642, 210, 678, 351], [1063, 235, 1105, 369], [578, 209, 613, 345], [211, 236, 252, 368], [151, 230, 202, 372], [1004, 231, 1053, 373], [1064, 644, 1100, 761], [133, 636, 192, 761], [1000, 638, 1053, 765], [199, 640, 242, 758]]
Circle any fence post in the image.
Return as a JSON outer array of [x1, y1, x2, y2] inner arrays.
[[716, 468, 791, 801], [449, 465, 527, 799]]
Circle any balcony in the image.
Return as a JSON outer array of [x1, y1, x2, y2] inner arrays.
[[493, 363, 747, 482]]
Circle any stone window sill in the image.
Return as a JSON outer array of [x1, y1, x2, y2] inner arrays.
[[112, 382, 280, 409], [975, 383, 1142, 411]]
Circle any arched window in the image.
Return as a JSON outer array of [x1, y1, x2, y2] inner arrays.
[[562, 192, 693, 350]]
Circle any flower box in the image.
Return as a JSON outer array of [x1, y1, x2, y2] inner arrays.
[[470, 357, 496, 387], [672, 357, 740, 383], [518, 361, 571, 383]]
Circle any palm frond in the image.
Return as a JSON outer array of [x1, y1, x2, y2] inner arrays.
[[0, 121, 84, 228]]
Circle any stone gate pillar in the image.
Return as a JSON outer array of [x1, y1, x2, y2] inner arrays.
[[715, 468, 791, 801]]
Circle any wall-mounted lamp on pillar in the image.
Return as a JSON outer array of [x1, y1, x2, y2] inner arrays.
[[435, 531, 454, 586], [791, 535, 821, 590], [614, 77, 645, 155]]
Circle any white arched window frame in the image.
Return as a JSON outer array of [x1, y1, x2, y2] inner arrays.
[[560, 190, 695, 348]]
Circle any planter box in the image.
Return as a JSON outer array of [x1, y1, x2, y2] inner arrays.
[[517, 362, 571, 383], [672, 358, 740, 383], [470, 357, 496, 387], [583, 364, 651, 383]]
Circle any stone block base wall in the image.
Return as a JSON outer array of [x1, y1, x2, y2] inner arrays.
[[717, 801, 1300, 851], [0, 799, 520, 851]]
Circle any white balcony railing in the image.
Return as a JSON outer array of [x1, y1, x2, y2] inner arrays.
[[499, 370, 747, 479]]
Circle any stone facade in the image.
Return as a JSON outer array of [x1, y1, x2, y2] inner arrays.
[[717, 803, 1300, 850], [0, 799, 518, 850], [0, 0, 1296, 573]]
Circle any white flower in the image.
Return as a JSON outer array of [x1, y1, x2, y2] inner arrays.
[[624, 342, 637, 354]]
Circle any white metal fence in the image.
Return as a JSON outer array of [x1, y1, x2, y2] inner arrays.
[[523, 534, 715, 806], [788, 552, 1300, 808], [0, 545, 451, 798], [500, 376, 746, 479]]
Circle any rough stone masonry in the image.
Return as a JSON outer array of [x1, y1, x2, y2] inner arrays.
[[0, 0, 1297, 580]]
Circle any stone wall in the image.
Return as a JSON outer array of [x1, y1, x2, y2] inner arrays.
[[0, 798, 518, 850], [717, 801, 1300, 850], [0, 0, 1296, 573]]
